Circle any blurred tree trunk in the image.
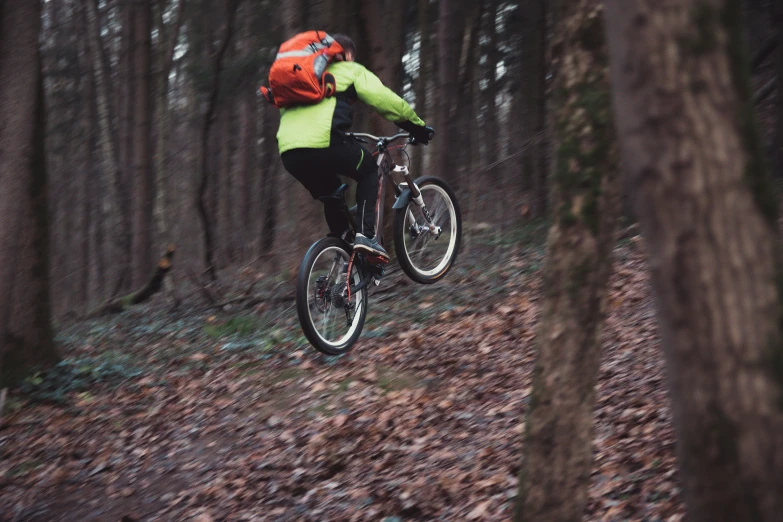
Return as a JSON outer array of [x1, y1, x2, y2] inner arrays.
[[237, 63, 257, 259], [282, 0, 306, 38], [197, 0, 239, 280], [485, 0, 500, 174], [85, 0, 131, 297], [456, 0, 483, 179], [436, 0, 464, 188], [77, 9, 93, 310], [514, 1, 618, 520], [260, 108, 279, 257], [773, 0, 783, 177], [605, 0, 783, 520], [119, 0, 136, 290], [357, 0, 407, 245], [154, 0, 185, 246], [413, 0, 432, 176], [0, 0, 60, 386], [233, 0, 258, 261], [219, 102, 236, 265], [131, 0, 155, 289], [519, 0, 548, 219]]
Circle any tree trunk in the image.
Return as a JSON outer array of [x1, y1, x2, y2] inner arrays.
[[154, 0, 185, 243], [132, 0, 154, 289], [238, 84, 256, 258], [773, 0, 783, 177], [260, 105, 280, 258], [0, 0, 59, 386], [514, 1, 619, 520], [413, 0, 431, 177], [436, 0, 464, 188], [197, 0, 238, 280], [604, 1, 783, 520], [281, 0, 306, 38], [84, 0, 132, 296], [357, 0, 408, 246], [520, 0, 548, 219], [456, 0, 483, 180], [219, 103, 236, 265], [485, 0, 500, 174], [119, 0, 136, 291]]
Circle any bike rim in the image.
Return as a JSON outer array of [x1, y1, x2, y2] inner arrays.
[[307, 247, 364, 347], [402, 184, 458, 277]]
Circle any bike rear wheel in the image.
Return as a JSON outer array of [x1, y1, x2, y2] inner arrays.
[[296, 237, 368, 355], [394, 176, 462, 284]]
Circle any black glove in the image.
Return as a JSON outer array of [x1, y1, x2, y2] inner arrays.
[[396, 121, 435, 145]]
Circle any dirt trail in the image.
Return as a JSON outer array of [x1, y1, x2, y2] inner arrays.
[[0, 242, 682, 521]]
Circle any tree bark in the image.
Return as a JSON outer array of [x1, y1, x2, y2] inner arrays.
[[773, 0, 783, 177], [520, 0, 548, 219], [84, 0, 132, 296], [132, 0, 155, 289], [435, 0, 464, 188], [197, 0, 239, 280], [238, 80, 257, 257], [0, 0, 59, 386], [514, 1, 619, 520], [219, 102, 236, 265], [604, 0, 783, 520], [413, 0, 431, 177], [357, 0, 408, 245], [119, 0, 136, 291], [153, 0, 185, 248], [485, 0, 500, 174]]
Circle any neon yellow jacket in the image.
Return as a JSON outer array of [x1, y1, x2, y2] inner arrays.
[[276, 61, 425, 154]]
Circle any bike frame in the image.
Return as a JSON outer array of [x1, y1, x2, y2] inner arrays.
[[348, 132, 423, 246]]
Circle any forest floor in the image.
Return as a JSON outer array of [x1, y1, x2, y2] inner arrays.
[[0, 225, 683, 522]]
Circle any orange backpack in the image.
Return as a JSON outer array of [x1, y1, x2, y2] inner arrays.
[[259, 31, 346, 109]]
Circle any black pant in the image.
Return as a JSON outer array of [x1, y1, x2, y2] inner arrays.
[[281, 133, 378, 237]]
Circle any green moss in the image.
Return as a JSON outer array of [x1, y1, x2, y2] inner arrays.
[[119, 294, 134, 308]]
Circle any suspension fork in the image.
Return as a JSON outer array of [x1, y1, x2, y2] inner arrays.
[[395, 164, 441, 236]]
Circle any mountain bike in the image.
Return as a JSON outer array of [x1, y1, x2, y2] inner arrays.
[[295, 131, 462, 355]]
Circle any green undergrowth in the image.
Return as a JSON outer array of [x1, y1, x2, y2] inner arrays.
[[203, 315, 261, 338], [17, 351, 142, 404]]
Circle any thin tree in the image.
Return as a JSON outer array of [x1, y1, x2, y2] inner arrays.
[[84, 0, 131, 298], [435, 1, 464, 187], [132, 0, 155, 288], [604, 0, 783, 520], [514, 0, 619, 519], [773, 0, 783, 177], [0, 0, 60, 385], [196, 0, 239, 280]]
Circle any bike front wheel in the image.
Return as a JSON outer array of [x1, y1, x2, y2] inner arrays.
[[296, 237, 368, 355], [393, 176, 462, 284]]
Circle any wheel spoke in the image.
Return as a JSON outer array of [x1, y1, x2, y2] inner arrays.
[[400, 183, 459, 278], [304, 246, 365, 348]]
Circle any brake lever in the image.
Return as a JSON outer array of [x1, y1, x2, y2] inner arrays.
[[347, 133, 368, 144]]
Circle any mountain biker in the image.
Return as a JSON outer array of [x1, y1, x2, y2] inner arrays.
[[276, 34, 433, 263]]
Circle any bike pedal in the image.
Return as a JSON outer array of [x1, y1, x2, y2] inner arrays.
[[366, 255, 390, 265]]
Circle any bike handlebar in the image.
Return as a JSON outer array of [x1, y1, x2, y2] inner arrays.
[[345, 132, 411, 145]]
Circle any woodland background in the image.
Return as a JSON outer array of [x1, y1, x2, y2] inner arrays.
[[2, 0, 783, 520]]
